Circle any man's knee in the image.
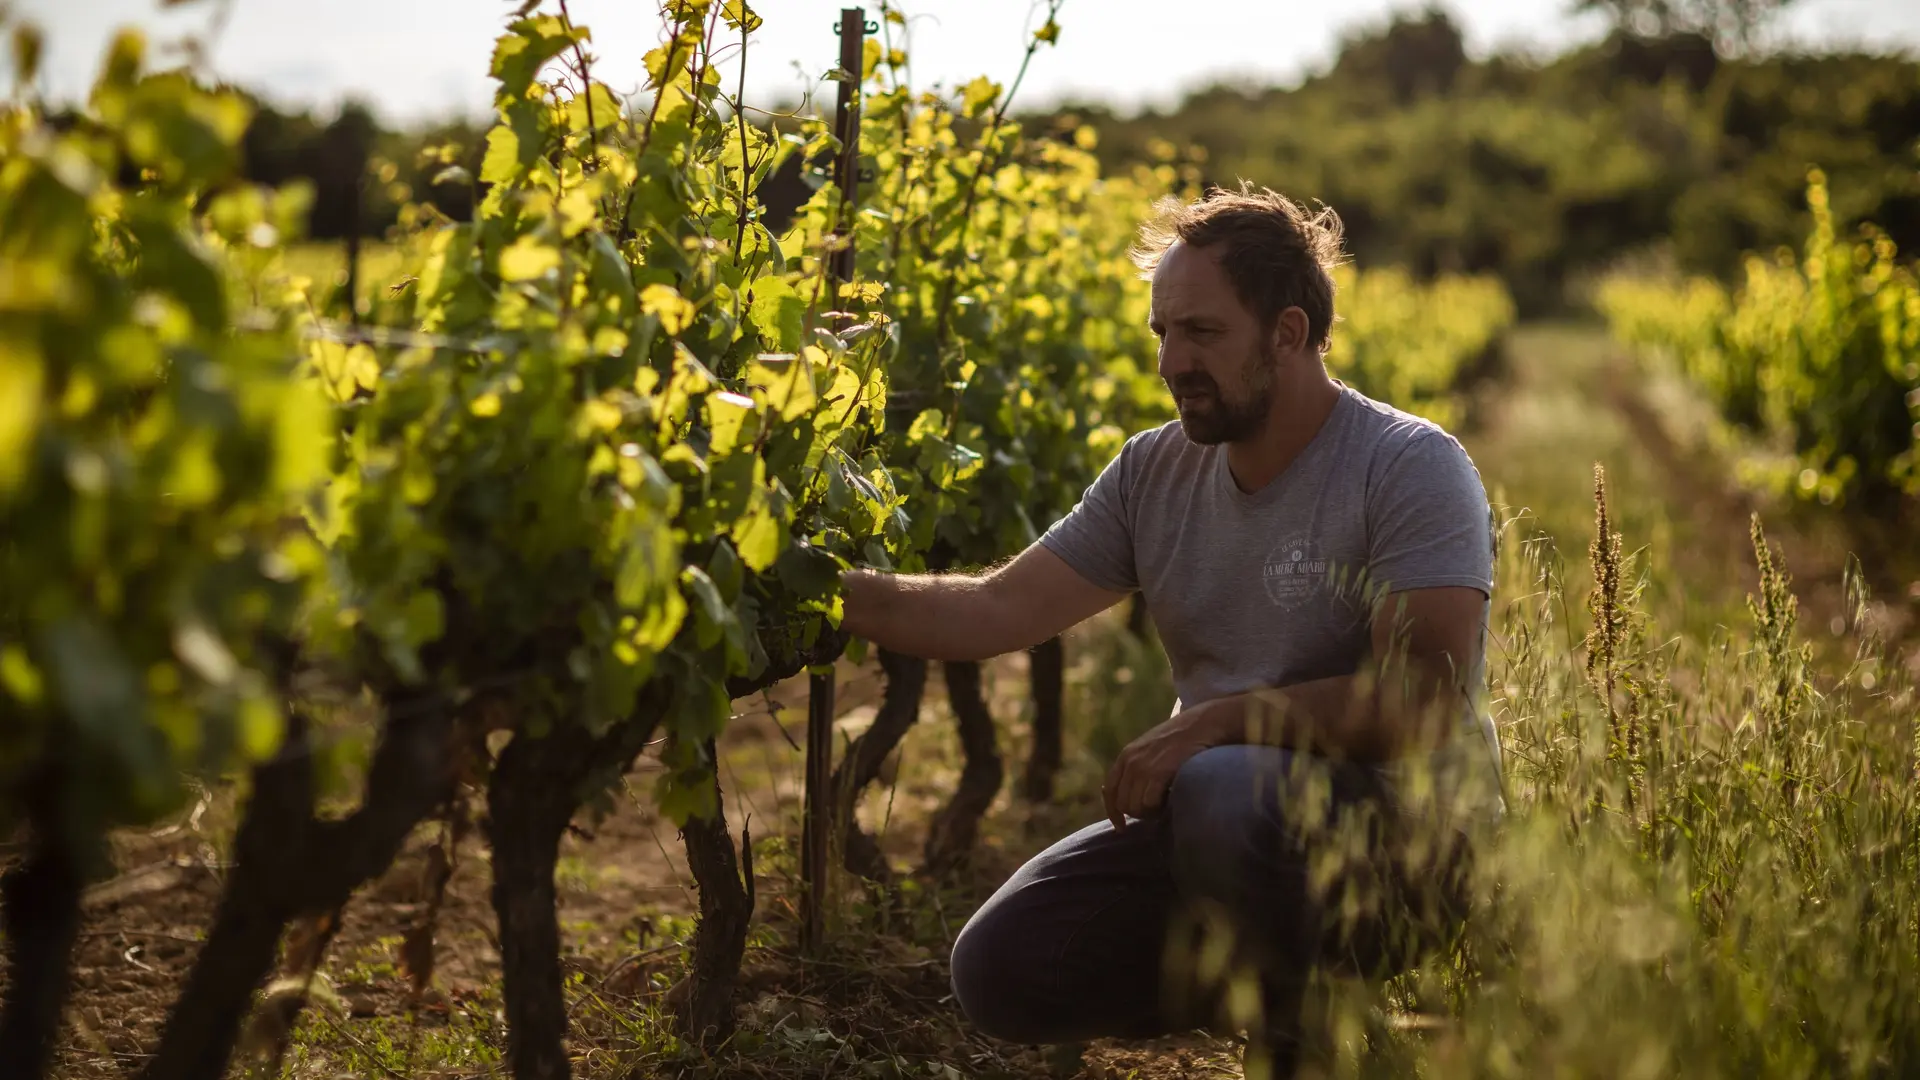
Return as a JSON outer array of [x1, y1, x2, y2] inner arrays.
[[948, 897, 1057, 1043], [1167, 746, 1290, 889], [1169, 745, 1274, 820]]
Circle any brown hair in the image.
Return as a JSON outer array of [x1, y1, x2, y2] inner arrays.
[[1132, 182, 1347, 353]]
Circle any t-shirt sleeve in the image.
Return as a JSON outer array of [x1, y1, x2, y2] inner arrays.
[[1037, 433, 1142, 593], [1366, 431, 1494, 597]]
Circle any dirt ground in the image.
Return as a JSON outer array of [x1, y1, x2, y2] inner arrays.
[[48, 639, 1246, 1080]]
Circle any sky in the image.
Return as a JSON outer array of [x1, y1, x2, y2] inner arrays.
[[15, 0, 1920, 126]]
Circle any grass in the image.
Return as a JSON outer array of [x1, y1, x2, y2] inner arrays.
[[1303, 326, 1920, 1079], [556, 855, 608, 896], [1388, 493, 1917, 1079], [284, 989, 506, 1078]]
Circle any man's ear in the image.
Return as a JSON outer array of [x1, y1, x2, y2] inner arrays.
[[1273, 306, 1310, 354]]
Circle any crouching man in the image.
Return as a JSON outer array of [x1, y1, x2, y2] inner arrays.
[[839, 184, 1505, 1072]]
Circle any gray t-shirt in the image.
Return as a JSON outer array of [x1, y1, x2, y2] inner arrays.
[[1041, 383, 1504, 817]]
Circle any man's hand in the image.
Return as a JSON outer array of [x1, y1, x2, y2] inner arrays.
[[1102, 705, 1223, 829], [1100, 587, 1484, 794]]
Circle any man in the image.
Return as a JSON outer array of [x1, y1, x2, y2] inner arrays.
[[840, 184, 1503, 1066]]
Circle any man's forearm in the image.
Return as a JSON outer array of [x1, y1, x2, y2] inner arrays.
[[840, 568, 1016, 662], [1186, 669, 1461, 762]]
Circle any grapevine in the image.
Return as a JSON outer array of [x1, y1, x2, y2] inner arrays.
[[1600, 170, 1920, 508], [0, 32, 328, 1077]]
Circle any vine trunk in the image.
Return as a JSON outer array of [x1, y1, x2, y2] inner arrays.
[[0, 776, 82, 1080], [675, 740, 753, 1045], [923, 660, 1004, 877]]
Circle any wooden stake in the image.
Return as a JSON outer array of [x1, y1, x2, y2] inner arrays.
[[800, 5, 867, 958]]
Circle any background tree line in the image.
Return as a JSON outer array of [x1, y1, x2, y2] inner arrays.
[[223, 5, 1917, 316], [1031, 9, 1919, 313]]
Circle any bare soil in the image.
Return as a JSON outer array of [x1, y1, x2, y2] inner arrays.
[[41, 643, 1242, 1080]]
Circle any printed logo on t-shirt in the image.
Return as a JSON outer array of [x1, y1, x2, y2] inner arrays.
[[1262, 534, 1371, 617], [1262, 534, 1329, 609]]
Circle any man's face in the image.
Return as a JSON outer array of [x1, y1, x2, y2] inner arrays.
[[1148, 241, 1276, 445]]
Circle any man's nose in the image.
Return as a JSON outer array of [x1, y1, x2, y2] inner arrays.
[[1157, 340, 1194, 382]]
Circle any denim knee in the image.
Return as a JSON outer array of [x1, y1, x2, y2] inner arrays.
[[1167, 745, 1290, 896], [949, 898, 1055, 1043]]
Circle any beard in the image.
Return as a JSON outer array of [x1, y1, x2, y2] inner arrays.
[[1168, 344, 1277, 446]]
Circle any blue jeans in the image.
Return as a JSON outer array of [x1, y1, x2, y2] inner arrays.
[[948, 745, 1472, 1047]]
